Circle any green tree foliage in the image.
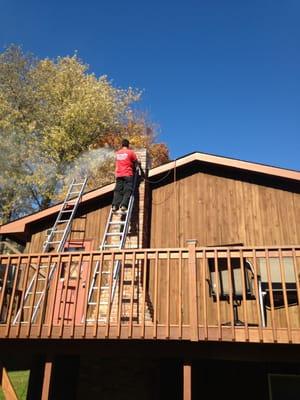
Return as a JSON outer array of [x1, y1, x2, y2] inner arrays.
[[0, 45, 169, 223]]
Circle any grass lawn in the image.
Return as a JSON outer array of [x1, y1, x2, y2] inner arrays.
[[0, 370, 30, 400]]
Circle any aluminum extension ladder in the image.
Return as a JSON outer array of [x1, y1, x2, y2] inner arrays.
[[13, 177, 88, 324], [86, 171, 139, 320]]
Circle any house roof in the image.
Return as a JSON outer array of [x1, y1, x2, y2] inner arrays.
[[1, 151, 299, 236]]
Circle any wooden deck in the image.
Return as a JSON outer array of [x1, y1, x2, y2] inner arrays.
[[0, 244, 300, 344]]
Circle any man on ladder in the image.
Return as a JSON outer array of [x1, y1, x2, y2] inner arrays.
[[86, 140, 142, 314], [112, 138, 141, 212]]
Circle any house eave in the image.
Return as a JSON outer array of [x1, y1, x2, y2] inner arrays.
[[1, 151, 299, 237]]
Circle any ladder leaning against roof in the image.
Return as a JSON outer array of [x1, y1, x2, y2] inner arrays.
[[86, 169, 139, 320], [13, 177, 88, 324]]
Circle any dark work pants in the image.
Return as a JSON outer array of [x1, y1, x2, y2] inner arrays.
[[112, 176, 134, 208]]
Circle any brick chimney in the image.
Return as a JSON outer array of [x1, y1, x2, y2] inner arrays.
[[125, 148, 151, 249], [111, 148, 153, 324]]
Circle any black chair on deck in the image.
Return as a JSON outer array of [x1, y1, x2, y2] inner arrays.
[[207, 257, 264, 326]]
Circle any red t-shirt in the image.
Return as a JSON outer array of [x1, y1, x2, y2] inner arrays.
[[115, 148, 137, 177]]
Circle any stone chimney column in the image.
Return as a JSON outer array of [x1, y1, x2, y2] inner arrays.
[[125, 148, 151, 249], [114, 148, 152, 324]]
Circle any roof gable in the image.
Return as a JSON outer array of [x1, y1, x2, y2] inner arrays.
[[1, 151, 299, 235]]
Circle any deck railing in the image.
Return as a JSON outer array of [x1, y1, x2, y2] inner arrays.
[[0, 244, 299, 343]]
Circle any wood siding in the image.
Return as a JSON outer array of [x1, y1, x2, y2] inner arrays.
[[150, 163, 300, 248], [25, 195, 112, 253], [148, 164, 300, 331]]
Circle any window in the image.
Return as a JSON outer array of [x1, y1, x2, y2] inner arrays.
[[268, 374, 300, 400]]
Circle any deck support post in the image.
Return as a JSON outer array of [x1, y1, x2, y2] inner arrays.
[[183, 362, 192, 400], [41, 356, 54, 400], [187, 239, 198, 341], [0, 363, 18, 400]]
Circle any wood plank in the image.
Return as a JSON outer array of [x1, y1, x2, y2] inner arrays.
[[183, 363, 191, 400], [92, 252, 104, 338], [41, 358, 53, 400], [0, 365, 18, 400], [187, 240, 198, 341], [152, 251, 158, 338], [128, 252, 137, 338], [201, 250, 208, 340], [178, 251, 183, 339], [141, 252, 148, 338], [116, 252, 126, 338]]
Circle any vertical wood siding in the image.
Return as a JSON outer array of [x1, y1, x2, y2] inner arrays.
[[25, 196, 112, 253], [150, 168, 300, 248], [149, 165, 300, 327]]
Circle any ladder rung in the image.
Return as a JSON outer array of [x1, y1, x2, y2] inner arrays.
[[85, 318, 106, 322], [105, 233, 123, 236], [103, 245, 120, 248], [45, 241, 61, 244], [88, 301, 108, 306], [26, 291, 44, 296], [61, 210, 73, 213], [108, 221, 126, 225], [71, 182, 85, 186], [69, 191, 80, 195], [92, 286, 109, 290], [23, 305, 38, 309], [92, 270, 110, 276], [56, 220, 69, 223]]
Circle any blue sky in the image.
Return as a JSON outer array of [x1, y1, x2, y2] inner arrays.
[[1, 0, 299, 170]]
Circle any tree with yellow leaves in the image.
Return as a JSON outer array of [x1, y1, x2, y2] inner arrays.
[[0, 45, 169, 223]]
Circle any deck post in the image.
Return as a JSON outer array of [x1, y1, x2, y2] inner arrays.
[[187, 239, 198, 341], [41, 356, 54, 400], [0, 363, 18, 400], [183, 362, 192, 400]]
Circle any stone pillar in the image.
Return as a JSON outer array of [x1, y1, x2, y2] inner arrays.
[[112, 148, 152, 324], [125, 148, 151, 249]]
